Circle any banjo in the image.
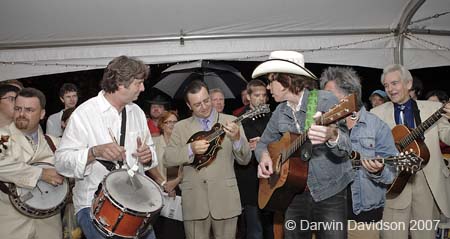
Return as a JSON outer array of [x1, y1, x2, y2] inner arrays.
[[4, 162, 69, 219]]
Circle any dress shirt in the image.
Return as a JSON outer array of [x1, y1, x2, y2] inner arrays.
[[55, 91, 158, 214]]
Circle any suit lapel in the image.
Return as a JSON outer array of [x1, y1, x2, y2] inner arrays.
[[9, 124, 35, 160]]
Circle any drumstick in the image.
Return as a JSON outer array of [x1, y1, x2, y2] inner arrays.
[[107, 128, 142, 189]]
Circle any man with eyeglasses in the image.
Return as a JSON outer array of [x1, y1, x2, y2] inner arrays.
[[0, 87, 64, 239], [0, 84, 20, 128], [164, 80, 251, 239]]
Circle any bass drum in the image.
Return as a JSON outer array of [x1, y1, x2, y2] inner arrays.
[[91, 169, 163, 238]]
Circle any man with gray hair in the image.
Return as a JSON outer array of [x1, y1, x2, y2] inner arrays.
[[371, 64, 450, 239], [321, 67, 397, 239]]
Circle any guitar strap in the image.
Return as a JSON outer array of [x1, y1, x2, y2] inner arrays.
[[305, 90, 319, 131], [411, 100, 422, 127], [301, 90, 318, 162]]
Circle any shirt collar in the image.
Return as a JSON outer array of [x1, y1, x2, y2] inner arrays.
[[286, 90, 305, 112], [195, 108, 217, 124], [97, 91, 130, 114], [394, 98, 413, 110]]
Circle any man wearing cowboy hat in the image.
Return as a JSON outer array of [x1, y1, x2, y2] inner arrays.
[[147, 94, 170, 137], [254, 51, 353, 239]]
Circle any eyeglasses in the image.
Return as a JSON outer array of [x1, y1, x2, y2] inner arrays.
[[0, 96, 16, 102], [14, 106, 37, 114], [164, 120, 177, 125]]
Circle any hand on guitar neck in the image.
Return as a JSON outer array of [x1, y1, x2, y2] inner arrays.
[[360, 158, 384, 174], [40, 168, 65, 186], [307, 112, 339, 145]]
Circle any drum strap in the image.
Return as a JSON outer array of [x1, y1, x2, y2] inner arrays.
[[118, 107, 126, 168], [97, 108, 127, 171]]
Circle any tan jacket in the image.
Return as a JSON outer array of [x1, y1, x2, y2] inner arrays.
[[371, 101, 450, 217], [164, 112, 251, 220], [0, 123, 62, 239]]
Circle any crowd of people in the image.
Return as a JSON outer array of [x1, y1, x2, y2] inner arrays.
[[0, 52, 449, 239]]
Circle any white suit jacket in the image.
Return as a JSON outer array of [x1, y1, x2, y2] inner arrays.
[[371, 101, 450, 217], [0, 123, 62, 239]]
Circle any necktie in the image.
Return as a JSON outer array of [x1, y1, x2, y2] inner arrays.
[[201, 119, 210, 131], [398, 105, 406, 125], [26, 136, 37, 152]]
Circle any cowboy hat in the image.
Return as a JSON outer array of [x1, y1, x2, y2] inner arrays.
[[252, 50, 317, 80]]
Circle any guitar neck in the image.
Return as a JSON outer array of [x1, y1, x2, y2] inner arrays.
[[398, 104, 446, 149]]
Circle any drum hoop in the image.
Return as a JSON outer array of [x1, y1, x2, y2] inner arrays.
[[8, 162, 69, 219]]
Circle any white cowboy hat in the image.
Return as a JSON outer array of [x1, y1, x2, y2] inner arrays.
[[252, 50, 317, 80]]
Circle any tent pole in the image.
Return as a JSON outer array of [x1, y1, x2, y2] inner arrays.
[[394, 0, 425, 65]]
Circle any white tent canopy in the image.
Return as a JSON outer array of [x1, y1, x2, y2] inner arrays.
[[0, 0, 449, 81]]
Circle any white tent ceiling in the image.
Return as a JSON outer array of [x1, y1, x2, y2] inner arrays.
[[0, 0, 449, 81]]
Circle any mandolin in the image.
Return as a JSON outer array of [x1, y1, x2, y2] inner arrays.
[[187, 104, 270, 170]]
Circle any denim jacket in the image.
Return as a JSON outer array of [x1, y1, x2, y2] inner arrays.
[[255, 89, 354, 202], [350, 107, 398, 215]]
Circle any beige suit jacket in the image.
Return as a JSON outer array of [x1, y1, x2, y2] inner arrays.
[[371, 101, 450, 217], [164, 112, 251, 220], [0, 123, 62, 239]]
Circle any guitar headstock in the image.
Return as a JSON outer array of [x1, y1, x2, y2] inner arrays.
[[320, 93, 358, 125], [241, 104, 271, 120], [390, 150, 424, 173]]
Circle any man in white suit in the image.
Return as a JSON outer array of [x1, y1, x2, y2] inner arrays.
[[0, 88, 64, 239], [371, 64, 450, 239]]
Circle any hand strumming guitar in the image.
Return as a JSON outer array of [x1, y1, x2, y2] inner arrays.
[[257, 151, 273, 179]]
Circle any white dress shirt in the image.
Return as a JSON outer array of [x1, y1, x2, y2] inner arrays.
[[55, 91, 158, 214], [46, 110, 63, 137]]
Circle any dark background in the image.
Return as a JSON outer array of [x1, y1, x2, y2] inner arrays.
[[16, 61, 450, 126]]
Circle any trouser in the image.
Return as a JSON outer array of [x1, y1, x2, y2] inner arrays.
[[76, 207, 156, 239], [184, 214, 238, 239], [284, 188, 348, 239]]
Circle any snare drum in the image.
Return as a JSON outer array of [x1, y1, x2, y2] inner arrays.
[[91, 169, 163, 238]]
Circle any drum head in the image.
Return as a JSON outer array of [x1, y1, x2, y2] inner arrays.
[[105, 170, 163, 213]]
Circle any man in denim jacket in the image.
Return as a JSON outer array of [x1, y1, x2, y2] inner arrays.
[[321, 67, 398, 239], [253, 51, 353, 239]]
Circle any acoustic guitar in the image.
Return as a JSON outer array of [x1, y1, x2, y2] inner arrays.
[[387, 102, 448, 198], [187, 104, 270, 170], [258, 94, 357, 212]]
